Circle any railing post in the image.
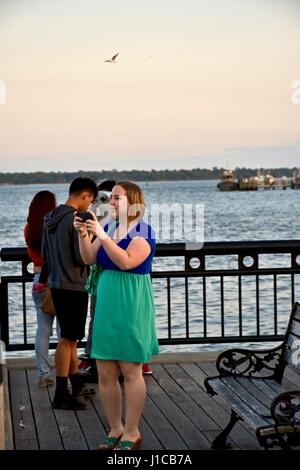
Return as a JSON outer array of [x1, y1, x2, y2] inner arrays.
[[0, 339, 5, 449], [0, 280, 9, 349]]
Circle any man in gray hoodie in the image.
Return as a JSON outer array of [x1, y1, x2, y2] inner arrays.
[[42, 177, 98, 410]]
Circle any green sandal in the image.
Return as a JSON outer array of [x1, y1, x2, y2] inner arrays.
[[97, 434, 122, 450], [114, 437, 142, 451]]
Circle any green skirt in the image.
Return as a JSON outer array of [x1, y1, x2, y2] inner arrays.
[[91, 270, 160, 363]]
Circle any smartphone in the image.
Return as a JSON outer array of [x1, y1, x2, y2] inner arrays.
[[76, 211, 94, 223]]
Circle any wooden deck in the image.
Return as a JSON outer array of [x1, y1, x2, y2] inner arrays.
[[4, 358, 300, 450]]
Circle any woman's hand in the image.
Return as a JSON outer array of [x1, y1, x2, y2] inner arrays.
[[86, 212, 109, 240], [73, 213, 88, 238]]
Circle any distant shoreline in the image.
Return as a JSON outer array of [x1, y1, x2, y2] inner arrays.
[[0, 167, 297, 185]]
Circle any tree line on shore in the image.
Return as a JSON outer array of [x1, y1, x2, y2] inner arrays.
[[0, 167, 297, 185]]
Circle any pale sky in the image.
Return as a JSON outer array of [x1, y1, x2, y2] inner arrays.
[[0, 0, 299, 172]]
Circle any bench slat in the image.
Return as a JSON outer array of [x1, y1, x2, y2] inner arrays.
[[221, 377, 271, 418], [207, 378, 270, 429], [249, 378, 281, 398], [235, 377, 275, 408]]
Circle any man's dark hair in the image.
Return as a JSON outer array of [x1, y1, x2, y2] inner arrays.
[[97, 180, 116, 191], [69, 177, 98, 199]]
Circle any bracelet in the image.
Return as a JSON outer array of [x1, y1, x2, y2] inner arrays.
[[80, 232, 88, 239]]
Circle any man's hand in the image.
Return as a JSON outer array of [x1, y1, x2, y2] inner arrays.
[[73, 212, 88, 238]]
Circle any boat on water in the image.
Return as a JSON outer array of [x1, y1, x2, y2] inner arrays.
[[262, 173, 276, 189], [217, 169, 238, 191], [291, 169, 300, 189], [238, 176, 258, 191]]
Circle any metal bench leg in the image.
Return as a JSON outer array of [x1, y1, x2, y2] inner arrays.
[[211, 409, 242, 449]]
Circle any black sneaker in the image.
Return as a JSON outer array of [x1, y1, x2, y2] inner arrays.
[[51, 393, 87, 410]]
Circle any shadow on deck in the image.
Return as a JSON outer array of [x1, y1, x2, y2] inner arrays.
[[5, 358, 300, 451]]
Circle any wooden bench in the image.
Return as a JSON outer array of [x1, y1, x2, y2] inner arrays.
[[204, 302, 300, 450]]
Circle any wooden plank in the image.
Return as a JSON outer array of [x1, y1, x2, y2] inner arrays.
[[80, 388, 110, 450], [139, 414, 164, 449], [142, 392, 182, 450], [198, 361, 218, 376], [48, 383, 88, 450], [146, 371, 206, 449], [9, 369, 39, 450], [284, 366, 300, 387], [143, 375, 190, 449], [133, 376, 163, 450], [163, 363, 220, 430], [0, 383, 4, 449], [26, 369, 63, 450], [3, 367, 13, 450], [65, 383, 112, 451], [88, 383, 110, 431], [157, 364, 218, 432]]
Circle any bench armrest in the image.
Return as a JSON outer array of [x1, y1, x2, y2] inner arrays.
[[270, 390, 300, 425], [216, 344, 285, 380]]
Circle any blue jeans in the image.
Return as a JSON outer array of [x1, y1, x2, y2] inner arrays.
[[32, 274, 60, 378]]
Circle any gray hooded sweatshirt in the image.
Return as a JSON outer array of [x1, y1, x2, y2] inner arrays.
[[41, 204, 88, 291]]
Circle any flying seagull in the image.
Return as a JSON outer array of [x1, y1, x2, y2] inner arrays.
[[105, 53, 119, 63]]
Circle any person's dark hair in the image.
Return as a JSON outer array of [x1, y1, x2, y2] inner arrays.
[[69, 177, 98, 200], [97, 180, 116, 191], [27, 191, 56, 250]]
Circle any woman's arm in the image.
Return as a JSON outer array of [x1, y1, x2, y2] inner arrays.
[[85, 217, 151, 270], [78, 233, 101, 265]]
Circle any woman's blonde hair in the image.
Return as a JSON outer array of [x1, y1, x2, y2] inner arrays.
[[116, 181, 146, 223]]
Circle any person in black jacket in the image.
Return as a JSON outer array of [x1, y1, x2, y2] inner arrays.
[[42, 177, 98, 410]]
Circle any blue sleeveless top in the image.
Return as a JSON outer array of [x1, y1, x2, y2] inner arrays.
[[96, 220, 156, 274]]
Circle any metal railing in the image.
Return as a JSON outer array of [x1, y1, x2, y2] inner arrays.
[[1, 240, 300, 352]]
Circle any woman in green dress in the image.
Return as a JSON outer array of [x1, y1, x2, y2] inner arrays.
[[74, 181, 159, 450]]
